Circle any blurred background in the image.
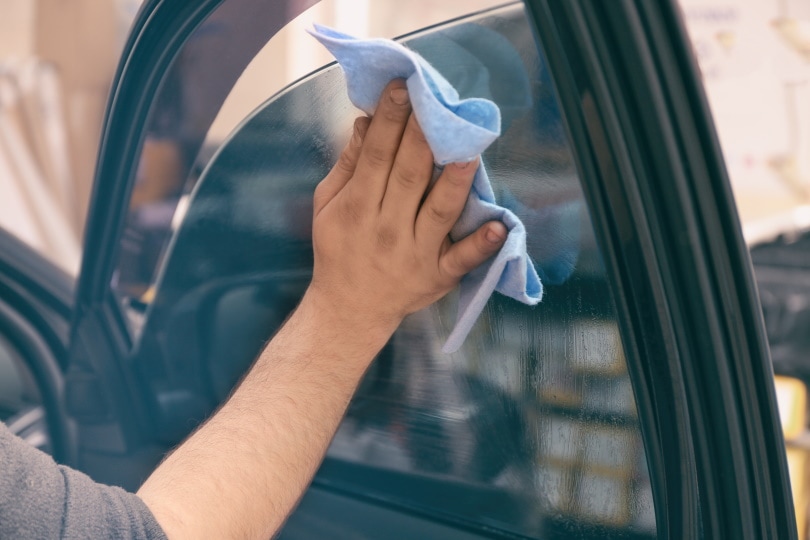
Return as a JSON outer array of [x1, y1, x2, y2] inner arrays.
[[1, 0, 808, 274], [0, 0, 504, 276]]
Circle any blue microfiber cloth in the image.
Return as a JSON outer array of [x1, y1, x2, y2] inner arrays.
[[309, 24, 542, 353]]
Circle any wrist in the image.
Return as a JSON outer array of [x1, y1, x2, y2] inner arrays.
[[289, 288, 399, 366]]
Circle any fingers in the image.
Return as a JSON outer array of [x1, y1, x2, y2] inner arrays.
[[313, 117, 369, 214], [440, 221, 507, 280], [380, 115, 434, 223], [350, 79, 412, 206], [415, 158, 479, 248]]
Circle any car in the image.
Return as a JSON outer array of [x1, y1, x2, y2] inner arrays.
[[0, 0, 801, 538]]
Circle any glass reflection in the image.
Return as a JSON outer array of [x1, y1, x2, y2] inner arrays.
[[137, 4, 657, 539], [323, 9, 656, 537], [113, 0, 318, 314]]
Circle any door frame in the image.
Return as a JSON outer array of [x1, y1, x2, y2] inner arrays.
[[0, 232, 75, 463], [525, 0, 796, 537], [71, 0, 795, 536]]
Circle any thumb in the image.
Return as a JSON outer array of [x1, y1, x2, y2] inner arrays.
[[440, 221, 507, 280]]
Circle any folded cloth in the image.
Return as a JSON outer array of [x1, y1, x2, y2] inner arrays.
[[309, 24, 542, 353]]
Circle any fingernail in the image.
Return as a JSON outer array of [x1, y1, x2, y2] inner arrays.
[[486, 224, 506, 243], [351, 127, 362, 146], [453, 158, 478, 170], [351, 118, 369, 145], [390, 88, 409, 105]]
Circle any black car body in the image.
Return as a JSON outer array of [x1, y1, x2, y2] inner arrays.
[[0, 1, 798, 538]]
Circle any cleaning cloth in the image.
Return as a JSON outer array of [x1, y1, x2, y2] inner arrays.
[[310, 24, 542, 353]]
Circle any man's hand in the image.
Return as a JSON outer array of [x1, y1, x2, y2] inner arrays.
[[306, 79, 507, 338], [138, 79, 505, 540]]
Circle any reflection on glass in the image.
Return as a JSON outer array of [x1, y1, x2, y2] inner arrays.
[[138, 4, 657, 539], [111, 0, 508, 336], [322, 9, 656, 537], [112, 0, 319, 321]]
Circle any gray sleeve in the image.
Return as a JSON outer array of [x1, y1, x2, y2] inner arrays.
[[0, 422, 168, 540]]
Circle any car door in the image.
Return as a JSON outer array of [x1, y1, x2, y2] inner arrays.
[[65, 0, 795, 538], [0, 231, 75, 462]]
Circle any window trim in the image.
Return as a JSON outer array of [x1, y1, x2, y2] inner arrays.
[[525, 0, 796, 537], [74, 0, 321, 346]]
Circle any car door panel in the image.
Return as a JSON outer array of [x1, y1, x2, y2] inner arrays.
[[125, 7, 658, 538], [58, 0, 795, 538], [0, 231, 75, 463], [526, 0, 795, 537]]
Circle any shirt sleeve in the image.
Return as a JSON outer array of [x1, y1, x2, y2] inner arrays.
[[0, 422, 168, 540]]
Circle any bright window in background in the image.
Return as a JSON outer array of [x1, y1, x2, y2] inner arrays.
[[679, 0, 810, 238], [0, 0, 141, 276], [209, 0, 505, 144]]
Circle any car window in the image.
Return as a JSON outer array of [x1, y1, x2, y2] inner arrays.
[[135, 4, 658, 538], [110, 0, 504, 338]]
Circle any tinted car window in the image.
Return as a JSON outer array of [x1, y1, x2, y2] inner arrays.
[[109, 0, 505, 338], [135, 4, 657, 538]]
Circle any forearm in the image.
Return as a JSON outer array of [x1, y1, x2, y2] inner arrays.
[[137, 80, 503, 539], [137, 292, 394, 540]]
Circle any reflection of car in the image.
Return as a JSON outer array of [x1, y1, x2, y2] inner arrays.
[[0, 1, 801, 539]]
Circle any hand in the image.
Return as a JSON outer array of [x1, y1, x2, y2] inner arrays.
[[305, 79, 507, 338]]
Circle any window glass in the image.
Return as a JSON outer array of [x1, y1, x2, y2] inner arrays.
[[320, 11, 656, 535], [140, 4, 658, 538], [112, 0, 313, 334], [111, 0, 504, 337]]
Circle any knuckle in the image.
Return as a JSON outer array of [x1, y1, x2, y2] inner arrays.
[[392, 164, 422, 190], [313, 181, 328, 203], [405, 117, 427, 145], [350, 118, 369, 149], [375, 225, 399, 250], [381, 104, 408, 124], [335, 151, 357, 175], [313, 179, 327, 197], [474, 231, 492, 254], [426, 203, 453, 226], [363, 144, 391, 169], [444, 168, 470, 188], [442, 252, 465, 277], [353, 116, 370, 137], [338, 196, 364, 224]]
